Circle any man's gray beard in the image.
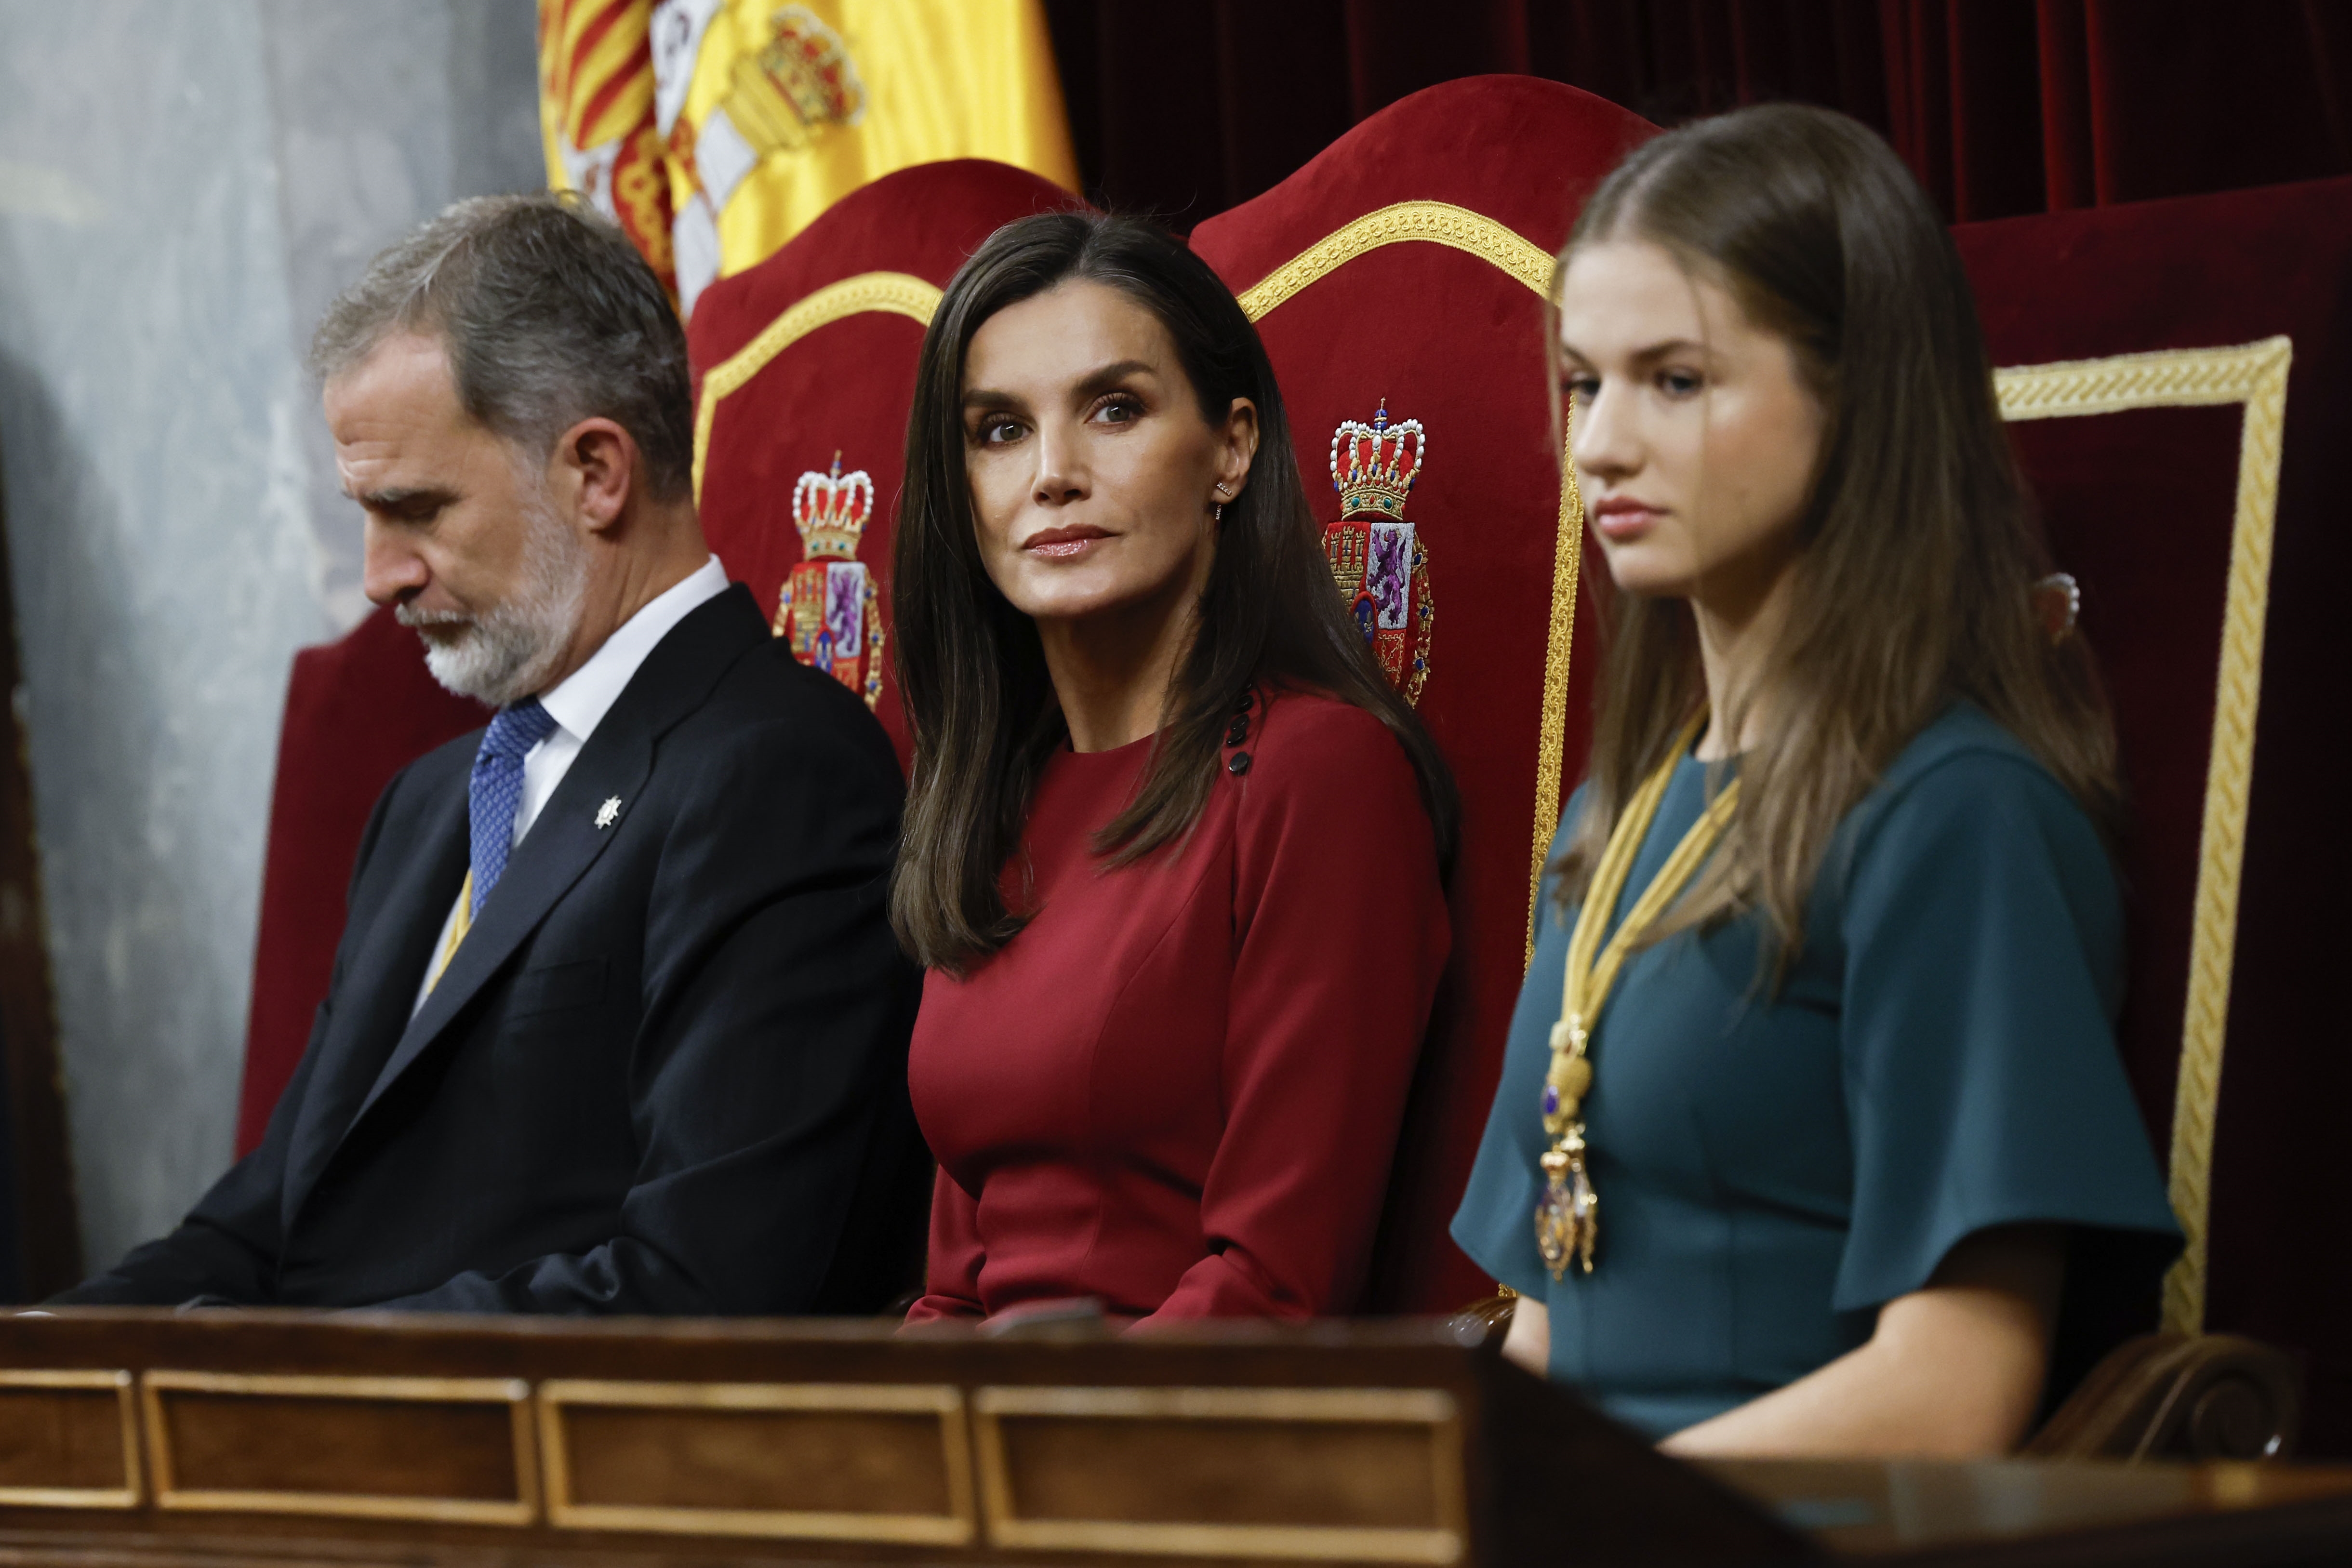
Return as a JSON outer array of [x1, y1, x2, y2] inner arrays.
[[397, 487, 589, 708]]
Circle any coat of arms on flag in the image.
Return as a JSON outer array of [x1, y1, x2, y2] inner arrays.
[[544, 0, 1077, 316]]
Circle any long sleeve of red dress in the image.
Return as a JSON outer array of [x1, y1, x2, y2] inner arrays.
[[904, 689, 1449, 1326]]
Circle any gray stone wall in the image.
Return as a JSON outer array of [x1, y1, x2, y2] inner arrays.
[[260, 0, 544, 625], [0, 0, 539, 1275]]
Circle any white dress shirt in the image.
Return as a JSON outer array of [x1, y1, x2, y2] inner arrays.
[[412, 556, 730, 1013]]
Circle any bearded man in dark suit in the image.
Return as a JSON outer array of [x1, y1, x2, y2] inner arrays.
[[52, 195, 927, 1314]]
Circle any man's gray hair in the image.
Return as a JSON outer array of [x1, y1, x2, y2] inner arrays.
[[310, 193, 693, 500]]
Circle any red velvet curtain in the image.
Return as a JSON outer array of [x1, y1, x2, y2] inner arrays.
[[1043, 0, 2352, 228]]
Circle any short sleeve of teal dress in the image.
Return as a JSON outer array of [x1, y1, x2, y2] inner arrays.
[[1450, 704, 2180, 1440]]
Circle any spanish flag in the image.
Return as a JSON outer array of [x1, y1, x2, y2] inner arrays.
[[538, 0, 677, 294], [539, 0, 1078, 315]]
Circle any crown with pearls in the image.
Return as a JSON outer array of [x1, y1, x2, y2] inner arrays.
[[792, 452, 874, 560], [1329, 400, 1425, 519]]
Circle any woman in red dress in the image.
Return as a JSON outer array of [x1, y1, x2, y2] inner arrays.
[[890, 213, 1458, 1328]]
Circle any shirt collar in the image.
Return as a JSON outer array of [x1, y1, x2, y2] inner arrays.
[[537, 555, 729, 745]]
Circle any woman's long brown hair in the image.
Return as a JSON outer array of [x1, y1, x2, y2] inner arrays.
[[1552, 104, 2120, 968], [890, 211, 1460, 973]]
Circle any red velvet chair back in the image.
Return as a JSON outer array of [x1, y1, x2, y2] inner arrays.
[[686, 159, 1078, 766], [236, 609, 485, 1153], [1190, 79, 1655, 1313], [1954, 175, 2352, 1453]]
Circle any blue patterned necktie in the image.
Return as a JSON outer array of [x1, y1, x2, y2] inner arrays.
[[467, 698, 558, 920]]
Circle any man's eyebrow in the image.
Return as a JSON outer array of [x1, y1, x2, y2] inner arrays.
[[349, 483, 459, 512]]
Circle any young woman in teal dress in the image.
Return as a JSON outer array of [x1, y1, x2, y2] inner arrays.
[[1452, 104, 2179, 1457]]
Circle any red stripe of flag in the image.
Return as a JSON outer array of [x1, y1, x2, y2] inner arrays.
[[577, 37, 653, 144], [565, 0, 631, 102]]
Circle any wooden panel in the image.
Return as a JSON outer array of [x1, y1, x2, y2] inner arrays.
[[973, 1386, 1465, 1563], [0, 1315, 2340, 1566], [141, 1373, 533, 1525], [537, 1380, 974, 1545], [1712, 1455, 2352, 1560], [0, 1371, 137, 1507]]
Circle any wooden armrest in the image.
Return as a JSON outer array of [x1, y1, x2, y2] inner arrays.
[[1445, 1301, 2300, 1464], [1449, 1290, 1517, 1347], [2025, 1332, 2303, 1461]]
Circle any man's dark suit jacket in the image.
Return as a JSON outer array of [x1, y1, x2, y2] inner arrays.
[[56, 585, 929, 1314]]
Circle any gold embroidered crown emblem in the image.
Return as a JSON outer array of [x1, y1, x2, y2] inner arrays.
[[1322, 402, 1435, 705], [1329, 400, 1425, 520], [792, 452, 874, 560], [730, 4, 865, 155], [778, 451, 886, 710]]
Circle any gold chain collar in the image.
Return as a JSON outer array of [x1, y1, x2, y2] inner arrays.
[[1536, 714, 1740, 1279]]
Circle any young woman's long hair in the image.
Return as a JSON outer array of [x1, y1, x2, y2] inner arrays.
[[891, 211, 1460, 972], [1552, 104, 2119, 966]]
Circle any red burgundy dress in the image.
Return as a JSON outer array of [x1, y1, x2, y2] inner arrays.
[[903, 688, 1450, 1326]]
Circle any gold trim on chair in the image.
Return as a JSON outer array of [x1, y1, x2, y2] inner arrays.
[[1527, 425, 1584, 964], [970, 1384, 1466, 1562], [140, 1371, 539, 1526], [1238, 202, 1581, 966], [0, 1369, 141, 1509], [534, 1379, 976, 1545], [1235, 201, 1554, 318], [1993, 336, 2293, 1335], [691, 269, 943, 500]]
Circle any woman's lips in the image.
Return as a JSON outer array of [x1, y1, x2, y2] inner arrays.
[[1023, 525, 1112, 559], [1591, 498, 1661, 542]]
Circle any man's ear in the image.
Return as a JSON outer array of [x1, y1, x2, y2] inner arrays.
[[556, 417, 638, 534]]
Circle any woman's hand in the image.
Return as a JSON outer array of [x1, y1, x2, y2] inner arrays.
[[1500, 1294, 1550, 1377], [1660, 1225, 2062, 1459]]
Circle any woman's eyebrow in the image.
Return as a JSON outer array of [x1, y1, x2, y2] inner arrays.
[[1557, 337, 1710, 366], [1069, 359, 1154, 403], [963, 358, 1156, 416]]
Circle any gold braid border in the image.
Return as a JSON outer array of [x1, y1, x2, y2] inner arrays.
[[691, 270, 943, 501], [1238, 202, 1575, 966], [1994, 336, 2293, 1335], [1529, 421, 1583, 967], [1236, 201, 1555, 320]]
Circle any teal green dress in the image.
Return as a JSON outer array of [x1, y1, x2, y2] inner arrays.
[[1451, 704, 2180, 1440]]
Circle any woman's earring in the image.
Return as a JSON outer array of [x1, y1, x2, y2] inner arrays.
[[1213, 503, 1224, 523]]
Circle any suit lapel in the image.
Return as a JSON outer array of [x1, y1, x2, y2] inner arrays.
[[341, 585, 769, 1134], [349, 725, 653, 1128], [281, 762, 471, 1229]]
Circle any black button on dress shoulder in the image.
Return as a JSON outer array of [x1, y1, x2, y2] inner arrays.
[[1225, 717, 1250, 747], [1233, 688, 1255, 715], [1227, 751, 1252, 776]]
